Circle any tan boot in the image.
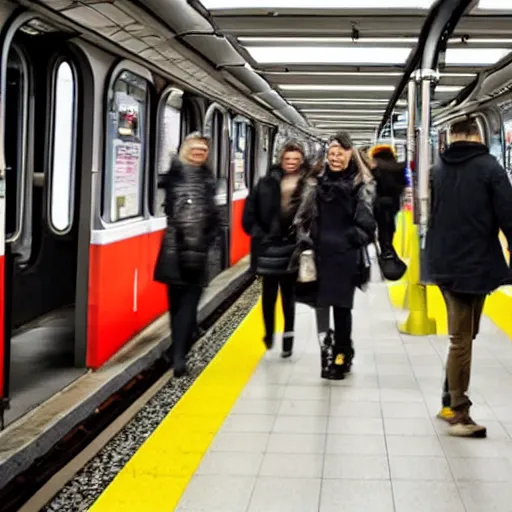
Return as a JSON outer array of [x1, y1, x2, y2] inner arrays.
[[448, 410, 486, 438]]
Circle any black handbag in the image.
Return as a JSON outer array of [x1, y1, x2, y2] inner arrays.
[[377, 244, 407, 281], [356, 245, 372, 291]]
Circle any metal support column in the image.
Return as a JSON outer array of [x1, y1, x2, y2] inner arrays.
[[398, 69, 436, 336], [418, 69, 438, 251]]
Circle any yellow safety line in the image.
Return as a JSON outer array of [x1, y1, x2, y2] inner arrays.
[[89, 298, 278, 512]]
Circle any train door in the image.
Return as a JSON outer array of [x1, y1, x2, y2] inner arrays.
[[230, 115, 254, 265], [204, 104, 231, 280], [1, 19, 86, 426]]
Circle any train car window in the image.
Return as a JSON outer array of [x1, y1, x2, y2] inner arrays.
[[505, 119, 512, 182], [232, 117, 251, 192], [210, 110, 223, 179], [5, 45, 29, 243], [499, 101, 512, 182], [103, 70, 148, 223], [151, 88, 183, 217], [49, 61, 77, 234], [246, 124, 256, 188]]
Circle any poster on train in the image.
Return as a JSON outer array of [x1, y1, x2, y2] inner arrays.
[[158, 105, 181, 175], [233, 152, 246, 191], [111, 140, 141, 221]]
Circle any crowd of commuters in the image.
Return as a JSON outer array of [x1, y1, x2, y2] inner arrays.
[[154, 120, 512, 439]]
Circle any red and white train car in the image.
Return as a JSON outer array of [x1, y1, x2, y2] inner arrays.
[[0, 1, 317, 425]]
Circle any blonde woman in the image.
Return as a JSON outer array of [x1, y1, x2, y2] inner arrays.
[[293, 132, 376, 380], [154, 132, 220, 377]]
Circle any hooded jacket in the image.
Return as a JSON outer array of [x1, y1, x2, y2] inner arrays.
[[426, 141, 512, 294]]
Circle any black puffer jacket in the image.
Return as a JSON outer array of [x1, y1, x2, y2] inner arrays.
[[154, 158, 220, 286], [242, 164, 306, 275], [427, 141, 512, 294], [372, 157, 407, 214]]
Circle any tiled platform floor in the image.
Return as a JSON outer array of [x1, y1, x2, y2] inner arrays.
[[177, 281, 512, 512]]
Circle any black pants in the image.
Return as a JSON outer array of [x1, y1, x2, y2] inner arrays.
[[376, 204, 398, 254], [315, 306, 353, 357], [261, 274, 296, 342], [167, 284, 203, 370]]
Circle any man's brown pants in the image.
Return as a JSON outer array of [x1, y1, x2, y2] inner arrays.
[[441, 290, 486, 412]]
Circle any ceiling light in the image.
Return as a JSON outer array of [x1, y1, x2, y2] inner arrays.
[[301, 109, 386, 114], [240, 37, 417, 45], [246, 46, 411, 65], [457, 39, 512, 45], [477, 0, 512, 10], [202, 0, 434, 8], [280, 84, 395, 91], [306, 114, 383, 119], [439, 72, 477, 77], [264, 71, 403, 77], [445, 48, 510, 66], [436, 85, 463, 92], [289, 98, 407, 106], [315, 121, 378, 126]]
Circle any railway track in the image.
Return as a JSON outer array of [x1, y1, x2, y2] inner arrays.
[[0, 275, 256, 512]]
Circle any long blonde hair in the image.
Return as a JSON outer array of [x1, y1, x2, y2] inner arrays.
[[352, 147, 374, 186]]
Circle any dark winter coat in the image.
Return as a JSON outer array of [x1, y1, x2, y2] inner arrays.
[[292, 159, 376, 309], [426, 141, 512, 295], [154, 158, 220, 287], [242, 164, 306, 275], [372, 157, 407, 214]]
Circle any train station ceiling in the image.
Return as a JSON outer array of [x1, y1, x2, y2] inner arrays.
[[197, 0, 512, 144]]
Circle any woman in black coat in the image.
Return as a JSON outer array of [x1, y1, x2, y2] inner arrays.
[[369, 144, 407, 256], [242, 141, 308, 358], [154, 132, 220, 377], [293, 132, 376, 380]]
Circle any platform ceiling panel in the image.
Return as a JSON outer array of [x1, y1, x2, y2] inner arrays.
[[199, 0, 512, 143]]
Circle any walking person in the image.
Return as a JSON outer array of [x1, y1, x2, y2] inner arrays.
[[154, 132, 221, 377], [293, 132, 376, 380], [427, 118, 512, 436], [242, 141, 309, 357], [369, 144, 407, 256]]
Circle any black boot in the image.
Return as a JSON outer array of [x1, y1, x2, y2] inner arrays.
[[263, 334, 274, 350], [343, 345, 355, 374], [334, 336, 355, 374], [327, 353, 346, 380], [320, 330, 334, 379], [281, 332, 294, 358]]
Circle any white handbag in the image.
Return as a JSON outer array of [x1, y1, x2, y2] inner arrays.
[[298, 249, 317, 283]]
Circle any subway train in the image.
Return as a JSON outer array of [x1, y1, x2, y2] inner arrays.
[[0, 1, 323, 424]]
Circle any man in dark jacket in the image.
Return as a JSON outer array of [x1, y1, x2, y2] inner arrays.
[[427, 118, 512, 437]]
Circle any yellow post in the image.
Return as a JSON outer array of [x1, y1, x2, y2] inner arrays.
[[398, 224, 436, 335], [387, 209, 413, 310]]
